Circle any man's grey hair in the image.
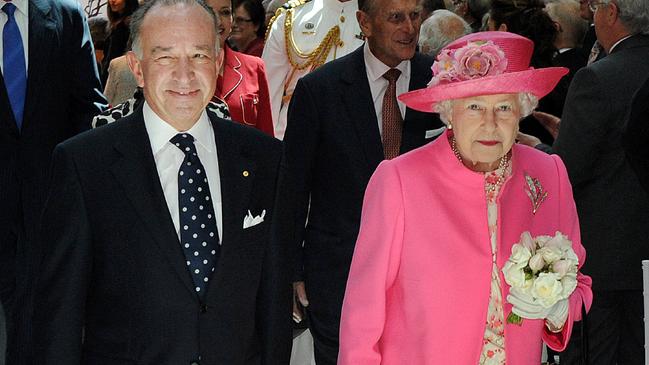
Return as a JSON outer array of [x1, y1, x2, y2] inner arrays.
[[607, 0, 649, 34], [545, 0, 589, 47], [130, 0, 221, 58], [419, 10, 472, 56], [434, 93, 539, 125]]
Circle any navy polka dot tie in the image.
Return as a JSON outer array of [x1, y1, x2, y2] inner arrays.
[[171, 133, 219, 297]]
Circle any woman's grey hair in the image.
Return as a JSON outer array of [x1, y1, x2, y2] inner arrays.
[[130, 0, 221, 58], [419, 10, 472, 56], [611, 0, 649, 35], [434, 93, 539, 125]]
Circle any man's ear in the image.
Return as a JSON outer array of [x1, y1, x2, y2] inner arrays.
[[216, 47, 224, 75], [126, 51, 145, 88], [356, 10, 373, 38]]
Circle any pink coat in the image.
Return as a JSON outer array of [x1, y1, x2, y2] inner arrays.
[[338, 131, 593, 364]]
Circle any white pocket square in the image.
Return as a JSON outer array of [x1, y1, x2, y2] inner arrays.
[[243, 209, 266, 229], [425, 127, 446, 139]]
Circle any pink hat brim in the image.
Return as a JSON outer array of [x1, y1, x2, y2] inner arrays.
[[399, 67, 569, 113]]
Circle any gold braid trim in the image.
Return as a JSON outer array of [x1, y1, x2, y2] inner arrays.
[[265, 7, 284, 40], [284, 7, 341, 70]]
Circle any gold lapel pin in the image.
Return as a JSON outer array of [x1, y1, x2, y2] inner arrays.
[[243, 170, 250, 177]]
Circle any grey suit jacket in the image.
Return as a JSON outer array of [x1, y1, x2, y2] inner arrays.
[[553, 34, 649, 291]]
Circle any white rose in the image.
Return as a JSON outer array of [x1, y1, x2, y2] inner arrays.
[[503, 261, 527, 288], [538, 246, 563, 264], [520, 231, 536, 254], [560, 274, 578, 299], [509, 243, 532, 264], [531, 272, 563, 307], [552, 259, 577, 278], [535, 235, 553, 248], [529, 253, 546, 272], [545, 232, 571, 251]]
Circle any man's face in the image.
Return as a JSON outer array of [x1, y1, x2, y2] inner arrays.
[[357, 0, 422, 67], [127, 3, 219, 131]]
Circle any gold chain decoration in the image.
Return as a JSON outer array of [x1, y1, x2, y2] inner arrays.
[[284, 8, 342, 70]]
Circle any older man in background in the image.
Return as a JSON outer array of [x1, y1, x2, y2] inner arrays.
[[552, 0, 649, 363], [418, 9, 471, 56]]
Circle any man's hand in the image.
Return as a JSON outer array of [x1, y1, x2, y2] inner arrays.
[[517, 131, 543, 147], [292, 281, 309, 323], [532, 111, 561, 139]]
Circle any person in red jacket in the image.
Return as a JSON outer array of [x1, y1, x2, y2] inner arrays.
[[207, 0, 275, 136]]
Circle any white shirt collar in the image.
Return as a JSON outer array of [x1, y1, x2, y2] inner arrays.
[[2, 0, 27, 17], [363, 42, 410, 83], [143, 102, 214, 156], [609, 34, 633, 54]]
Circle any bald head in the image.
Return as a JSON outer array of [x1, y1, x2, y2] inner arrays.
[[418, 9, 472, 55]]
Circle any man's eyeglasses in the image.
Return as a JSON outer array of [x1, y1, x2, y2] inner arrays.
[[588, 0, 609, 12]]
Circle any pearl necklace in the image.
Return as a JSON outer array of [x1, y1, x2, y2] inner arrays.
[[451, 137, 510, 195]]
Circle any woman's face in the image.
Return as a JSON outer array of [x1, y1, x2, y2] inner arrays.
[[109, 0, 126, 13], [231, 5, 260, 47], [450, 93, 521, 171], [206, 0, 233, 48]]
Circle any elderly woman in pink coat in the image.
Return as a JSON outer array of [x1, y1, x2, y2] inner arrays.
[[338, 32, 593, 365]]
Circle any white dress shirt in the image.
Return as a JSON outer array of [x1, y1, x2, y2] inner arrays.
[[0, 0, 29, 73], [143, 102, 223, 244], [363, 42, 410, 136]]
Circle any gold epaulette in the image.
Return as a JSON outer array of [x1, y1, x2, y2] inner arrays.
[[264, 0, 312, 40]]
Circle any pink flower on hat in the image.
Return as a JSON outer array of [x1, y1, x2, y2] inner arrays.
[[428, 41, 508, 86]]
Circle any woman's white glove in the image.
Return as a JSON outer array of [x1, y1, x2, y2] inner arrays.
[[507, 289, 569, 330]]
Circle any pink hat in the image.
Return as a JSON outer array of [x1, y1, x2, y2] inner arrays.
[[399, 31, 568, 113]]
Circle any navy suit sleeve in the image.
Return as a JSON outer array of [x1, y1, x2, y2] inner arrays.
[[68, 2, 108, 132], [32, 145, 92, 364], [284, 78, 321, 281]]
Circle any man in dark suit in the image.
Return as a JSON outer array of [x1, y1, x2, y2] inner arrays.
[[31, 0, 292, 363], [284, 0, 443, 362], [0, 0, 106, 361], [552, 0, 649, 363], [624, 76, 649, 194]]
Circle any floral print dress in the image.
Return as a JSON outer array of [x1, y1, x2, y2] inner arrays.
[[479, 163, 512, 365]]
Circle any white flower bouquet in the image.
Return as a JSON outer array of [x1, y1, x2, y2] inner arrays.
[[502, 231, 579, 325]]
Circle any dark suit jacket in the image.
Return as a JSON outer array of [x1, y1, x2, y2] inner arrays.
[[31, 109, 292, 365], [624, 75, 649, 194], [553, 34, 649, 291], [0, 0, 106, 359], [284, 46, 443, 320]]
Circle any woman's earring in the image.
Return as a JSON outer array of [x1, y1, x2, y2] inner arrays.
[[447, 122, 453, 130]]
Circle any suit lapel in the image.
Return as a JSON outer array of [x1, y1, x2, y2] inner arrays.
[[401, 53, 437, 153], [110, 110, 197, 298], [23, 0, 56, 132], [209, 113, 255, 259], [0, 76, 18, 135], [341, 47, 384, 171], [219, 47, 243, 100]]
